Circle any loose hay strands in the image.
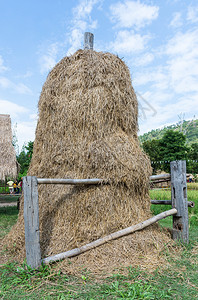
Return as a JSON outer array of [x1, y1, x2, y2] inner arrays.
[[43, 208, 177, 264], [0, 114, 18, 181]]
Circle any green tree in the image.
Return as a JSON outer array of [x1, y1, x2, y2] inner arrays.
[[17, 141, 34, 179], [142, 139, 162, 173], [142, 130, 189, 173], [187, 143, 198, 174], [159, 130, 188, 172], [188, 143, 198, 160]]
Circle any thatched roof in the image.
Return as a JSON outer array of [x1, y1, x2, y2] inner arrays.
[[0, 114, 17, 181], [4, 50, 172, 274]]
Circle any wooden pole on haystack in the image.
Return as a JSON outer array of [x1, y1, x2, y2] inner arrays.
[[84, 32, 94, 50], [171, 160, 189, 243]]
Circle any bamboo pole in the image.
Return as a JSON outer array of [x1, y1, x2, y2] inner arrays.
[[42, 208, 177, 264]]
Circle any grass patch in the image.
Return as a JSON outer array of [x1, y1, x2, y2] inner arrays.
[[187, 182, 198, 190], [150, 189, 198, 227], [0, 243, 197, 300], [0, 194, 20, 203], [0, 186, 9, 193], [0, 190, 197, 299], [0, 206, 19, 239]]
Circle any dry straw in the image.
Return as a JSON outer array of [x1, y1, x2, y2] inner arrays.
[[4, 50, 172, 274], [0, 114, 18, 181]]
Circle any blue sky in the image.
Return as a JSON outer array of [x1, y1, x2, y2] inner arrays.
[[0, 0, 198, 152]]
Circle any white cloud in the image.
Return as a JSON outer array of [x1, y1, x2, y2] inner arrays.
[[29, 113, 38, 121], [166, 29, 198, 93], [170, 12, 183, 28], [0, 77, 10, 88], [0, 55, 8, 73], [133, 53, 154, 66], [73, 0, 99, 19], [187, 6, 198, 23], [135, 28, 198, 95], [0, 99, 28, 118], [67, 0, 100, 55], [0, 77, 32, 94], [15, 121, 36, 151], [138, 93, 198, 135], [39, 43, 59, 74], [166, 29, 198, 56], [134, 68, 167, 87], [110, 30, 150, 54], [16, 71, 33, 79], [15, 83, 32, 94], [110, 0, 159, 29], [0, 99, 37, 151]]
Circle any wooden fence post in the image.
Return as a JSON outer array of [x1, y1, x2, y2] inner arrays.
[[84, 32, 94, 50], [23, 176, 41, 268], [170, 160, 189, 243]]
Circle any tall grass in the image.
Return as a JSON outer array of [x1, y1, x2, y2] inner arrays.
[[187, 182, 198, 190], [150, 189, 198, 226], [0, 186, 9, 193]]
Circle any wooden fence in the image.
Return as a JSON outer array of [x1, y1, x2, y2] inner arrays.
[[23, 160, 192, 268]]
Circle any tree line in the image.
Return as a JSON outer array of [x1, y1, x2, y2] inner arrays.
[[141, 130, 198, 174]]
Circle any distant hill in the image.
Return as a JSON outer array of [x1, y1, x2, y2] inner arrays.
[[139, 119, 198, 145]]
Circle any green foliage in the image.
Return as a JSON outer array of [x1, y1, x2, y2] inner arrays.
[[139, 119, 198, 145], [159, 130, 188, 172], [17, 141, 34, 179], [143, 130, 190, 173], [188, 143, 198, 160], [142, 139, 161, 173], [187, 143, 198, 173], [159, 130, 187, 161]]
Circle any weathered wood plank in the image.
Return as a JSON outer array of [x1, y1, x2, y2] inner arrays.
[[42, 208, 177, 264], [23, 176, 41, 268], [150, 174, 171, 181], [150, 199, 194, 207], [37, 178, 104, 185], [84, 32, 94, 50], [171, 161, 189, 243]]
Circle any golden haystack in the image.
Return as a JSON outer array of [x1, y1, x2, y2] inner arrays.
[[0, 114, 18, 181], [4, 50, 172, 274]]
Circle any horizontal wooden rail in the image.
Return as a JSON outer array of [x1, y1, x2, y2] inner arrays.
[[42, 208, 177, 264], [37, 178, 104, 185], [37, 176, 169, 184], [37, 173, 192, 185], [150, 200, 195, 208], [150, 174, 170, 181]]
